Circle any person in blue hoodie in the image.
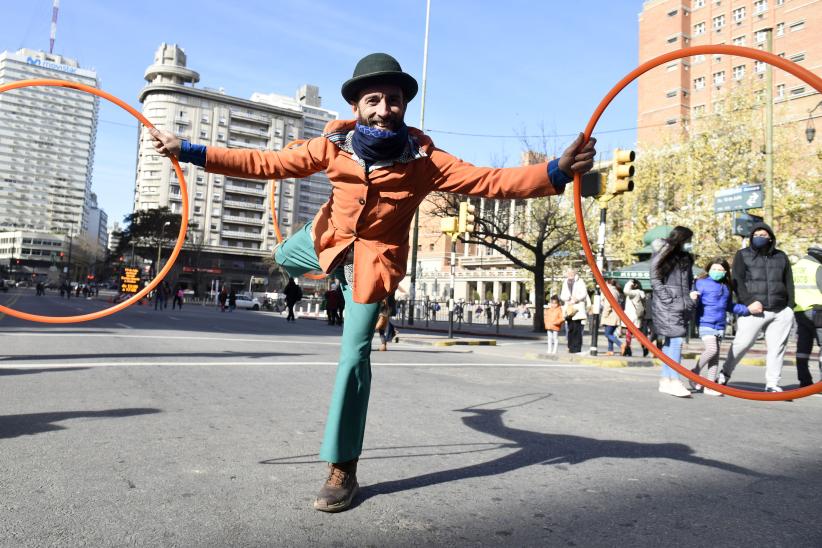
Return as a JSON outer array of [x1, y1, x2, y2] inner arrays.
[[692, 258, 752, 396]]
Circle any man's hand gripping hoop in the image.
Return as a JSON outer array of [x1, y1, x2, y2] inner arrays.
[[574, 45, 822, 402], [0, 79, 189, 324]]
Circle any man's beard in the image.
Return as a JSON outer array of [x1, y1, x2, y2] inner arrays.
[[358, 112, 404, 131]]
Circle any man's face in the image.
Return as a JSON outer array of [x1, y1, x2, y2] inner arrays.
[[351, 84, 406, 131]]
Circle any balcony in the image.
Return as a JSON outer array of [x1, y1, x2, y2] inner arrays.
[[225, 181, 267, 196], [223, 199, 265, 211], [223, 214, 264, 226], [229, 109, 270, 124], [458, 255, 514, 267], [227, 139, 267, 150], [221, 229, 263, 241], [229, 125, 269, 138]]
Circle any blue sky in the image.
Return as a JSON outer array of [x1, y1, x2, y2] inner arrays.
[[1, 0, 641, 227]]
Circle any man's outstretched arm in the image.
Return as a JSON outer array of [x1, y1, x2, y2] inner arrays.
[[148, 128, 328, 179], [430, 133, 596, 199]]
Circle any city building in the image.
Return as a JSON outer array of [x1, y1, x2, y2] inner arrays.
[[135, 44, 337, 294], [0, 48, 102, 280], [638, 0, 822, 146]]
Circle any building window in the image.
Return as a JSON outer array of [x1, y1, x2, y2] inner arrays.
[[732, 35, 745, 46], [789, 20, 805, 32], [733, 65, 745, 80], [692, 54, 705, 64], [713, 71, 725, 86], [776, 0, 783, 5], [790, 86, 806, 96], [713, 15, 725, 31], [694, 0, 705, 7], [693, 105, 706, 117], [195, 191, 204, 199], [789, 52, 805, 63], [667, 35, 679, 43], [776, 84, 785, 99], [694, 76, 706, 90], [666, 62, 679, 72], [755, 60, 766, 74], [666, 90, 678, 98], [754, 0, 767, 15], [776, 22, 785, 36], [200, 130, 208, 139], [668, 9, 678, 16], [732, 7, 745, 23], [755, 30, 767, 43], [694, 22, 706, 35]]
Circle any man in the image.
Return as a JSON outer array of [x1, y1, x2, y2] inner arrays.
[[559, 268, 589, 354], [720, 223, 795, 392], [792, 245, 822, 387], [150, 52, 596, 512], [283, 277, 302, 322]]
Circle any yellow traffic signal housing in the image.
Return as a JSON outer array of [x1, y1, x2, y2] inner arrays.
[[458, 201, 476, 234], [607, 148, 635, 195], [440, 217, 458, 234]]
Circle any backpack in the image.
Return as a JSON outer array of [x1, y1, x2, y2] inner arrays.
[[296, 286, 303, 300]]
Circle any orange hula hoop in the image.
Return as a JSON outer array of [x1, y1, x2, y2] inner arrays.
[[574, 45, 822, 401], [269, 140, 327, 281], [0, 79, 189, 324]]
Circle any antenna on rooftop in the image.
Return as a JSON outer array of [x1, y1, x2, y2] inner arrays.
[[49, 0, 60, 54]]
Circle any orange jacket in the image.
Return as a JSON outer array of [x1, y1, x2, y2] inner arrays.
[[205, 120, 560, 304], [543, 305, 565, 331]]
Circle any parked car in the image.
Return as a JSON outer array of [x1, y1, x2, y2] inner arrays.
[[234, 294, 261, 311]]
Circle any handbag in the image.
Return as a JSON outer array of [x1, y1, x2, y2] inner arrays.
[[563, 303, 577, 320]]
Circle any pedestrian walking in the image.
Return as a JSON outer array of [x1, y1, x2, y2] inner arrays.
[[228, 289, 237, 312], [601, 279, 623, 356], [692, 258, 751, 396], [284, 277, 302, 322], [650, 226, 698, 398], [154, 281, 167, 311], [620, 278, 646, 356], [792, 245, 822, 387], [560, 268, 590, 354], [377, 293, 398, 351], [218, 286, 228, 312], [172, 286, 184, 310], [150, 51, 596, 512], [543, 295, 564, 354], [325, 284, 340, 325], [720, 222, 795, 392]]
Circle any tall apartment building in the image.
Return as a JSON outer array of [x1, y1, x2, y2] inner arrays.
[[135, 44, 337, 292], [638, 0, 821, 145], [0, 48, 101, 279]]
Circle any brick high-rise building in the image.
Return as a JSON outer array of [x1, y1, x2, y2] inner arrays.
[[638, 0, 821, 146]]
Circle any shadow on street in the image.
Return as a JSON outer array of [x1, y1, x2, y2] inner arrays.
[[0, 408, 161, 439]]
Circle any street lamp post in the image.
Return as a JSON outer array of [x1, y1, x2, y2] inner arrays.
[[157, 220, 171, 276], [805, 100, 822, 144]]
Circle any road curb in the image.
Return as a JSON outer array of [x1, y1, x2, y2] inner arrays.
[[525, 353, 654, 367], [432, 339, 497, 346]]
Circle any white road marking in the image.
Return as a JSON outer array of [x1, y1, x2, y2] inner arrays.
[[0, 332, 340, 345], [0, 361, 588, 369], [116, 323, 132, 329]]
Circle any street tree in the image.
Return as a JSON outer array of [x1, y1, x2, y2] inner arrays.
[[113, 207, 183, 271], [608, 78, 822, 262]]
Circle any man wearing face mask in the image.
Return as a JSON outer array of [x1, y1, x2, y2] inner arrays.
[[719, 223, 795, 392]]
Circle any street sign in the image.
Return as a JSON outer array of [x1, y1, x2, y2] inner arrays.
[[714, 184, 763, 213], [733, 212, 764, 237], [120, 267, 141, 294]]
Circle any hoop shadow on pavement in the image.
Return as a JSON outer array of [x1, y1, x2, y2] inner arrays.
[[261, 393, 772, 506], [0, 351, 301, 362], [0, 367, 89, 376], [0, 408, 161, 439]]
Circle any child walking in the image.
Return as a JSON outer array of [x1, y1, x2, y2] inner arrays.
[[692, 258, 751, 396], [544, 295, 565, 354]]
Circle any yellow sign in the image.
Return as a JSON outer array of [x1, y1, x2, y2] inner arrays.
[[120, 267, 141, 294]]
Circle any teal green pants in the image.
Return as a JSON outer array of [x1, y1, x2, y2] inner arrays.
[[274, 222, 379, 463]]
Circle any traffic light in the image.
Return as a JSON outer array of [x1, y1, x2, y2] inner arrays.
[[581, 172, 605, 198], [458, 201, 476, 234], [607, 149, 635, 195], [440, 217, 458, 234]]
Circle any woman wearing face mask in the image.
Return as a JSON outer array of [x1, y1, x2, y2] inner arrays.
[[650, 226, 699, 398], [691, 258, 750, 396]]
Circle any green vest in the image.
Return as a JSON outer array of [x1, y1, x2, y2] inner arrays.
[[792, 257, 822, 312]]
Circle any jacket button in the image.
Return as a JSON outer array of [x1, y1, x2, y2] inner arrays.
[[358, 198, 365, 205]]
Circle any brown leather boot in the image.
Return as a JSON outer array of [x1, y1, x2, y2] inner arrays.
[[313, 459, 359, 512]]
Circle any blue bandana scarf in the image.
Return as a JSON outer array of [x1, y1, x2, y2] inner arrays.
[[351, 122, 409, 167]]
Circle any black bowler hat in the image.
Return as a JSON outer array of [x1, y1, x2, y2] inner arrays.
[[341, 53, 418, 104]]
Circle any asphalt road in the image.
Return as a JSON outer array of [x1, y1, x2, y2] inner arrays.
[[1, 288, 821, 547]]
